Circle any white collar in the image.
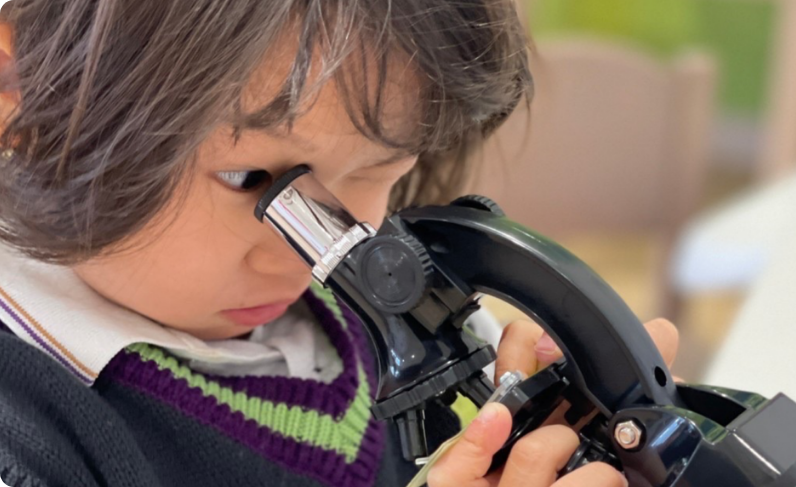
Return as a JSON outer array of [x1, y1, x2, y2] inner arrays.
[[0, 245, 299, 386]]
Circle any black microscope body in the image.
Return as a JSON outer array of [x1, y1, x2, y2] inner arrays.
[[255, 165, 796, 487]]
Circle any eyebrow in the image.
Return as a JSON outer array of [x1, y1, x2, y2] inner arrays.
[[282, 131, 416, 166], [242, 127, 415, 167], [283, 132, 318, 151]]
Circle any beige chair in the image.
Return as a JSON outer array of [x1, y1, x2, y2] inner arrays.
[[759, 0, 796, 181], [472, 38, 717, 322]]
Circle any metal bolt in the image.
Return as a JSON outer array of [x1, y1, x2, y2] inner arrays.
[[282, 188, 294, 204], [614, 420, 643, 450], [498, 371, 514, 385]]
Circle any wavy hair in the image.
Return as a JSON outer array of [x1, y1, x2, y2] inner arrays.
[[0, 0, 531, 263]]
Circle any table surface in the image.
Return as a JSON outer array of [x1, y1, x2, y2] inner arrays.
[[702, 174, 796, 399], [672, 172, 796, 292]]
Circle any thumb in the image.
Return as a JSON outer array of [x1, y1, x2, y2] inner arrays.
[[427, 403, 512, 487]]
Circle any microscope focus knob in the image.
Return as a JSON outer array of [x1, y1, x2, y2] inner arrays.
[[355, 233, 433, 314], [451, 195, 505, 217]]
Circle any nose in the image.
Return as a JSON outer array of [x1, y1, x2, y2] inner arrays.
[[245, 226, 312, 278]]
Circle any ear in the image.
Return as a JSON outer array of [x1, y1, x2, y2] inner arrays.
[[0, 22, 19, 123]]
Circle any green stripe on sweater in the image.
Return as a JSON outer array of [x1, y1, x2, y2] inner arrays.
[[126, 285, 370, 463], [126, 343, 372, 463]]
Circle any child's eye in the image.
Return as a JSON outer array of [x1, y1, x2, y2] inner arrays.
[[216, 170, 272, 191]]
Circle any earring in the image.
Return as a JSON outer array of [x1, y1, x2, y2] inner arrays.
[[1, 148, 14, 160]]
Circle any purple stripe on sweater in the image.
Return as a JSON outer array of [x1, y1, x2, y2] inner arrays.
[[205, 289, 366, 418], [102, 349, 385, 487], [0, 296, 93, 385]]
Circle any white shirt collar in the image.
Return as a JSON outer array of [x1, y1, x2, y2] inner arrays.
[[0, 244, 303, 386]]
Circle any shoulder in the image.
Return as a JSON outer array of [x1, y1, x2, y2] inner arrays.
[[0, 328, 92, 409], [0, 331, 87, 484], [0, 329, 91, 412], [0, 330, 157, 487], [0, 331, 106, 485]]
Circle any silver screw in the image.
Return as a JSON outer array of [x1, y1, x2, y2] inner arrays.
[[614, 420, 643, 450], [282, 188, 295, 204]]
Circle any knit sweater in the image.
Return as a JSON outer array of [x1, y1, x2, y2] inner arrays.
[[0, 286, 461, 487]]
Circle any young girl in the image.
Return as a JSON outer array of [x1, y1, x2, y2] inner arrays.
[[0, 1, 678, 486]]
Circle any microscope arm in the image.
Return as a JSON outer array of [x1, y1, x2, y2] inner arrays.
[[396, 203, 683, 417], [255, 167, 796, 486]]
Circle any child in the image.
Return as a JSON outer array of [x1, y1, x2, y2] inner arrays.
[[0, 1, 677, 486]]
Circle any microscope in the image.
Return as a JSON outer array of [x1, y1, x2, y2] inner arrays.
[[255, 165, 796, 487]]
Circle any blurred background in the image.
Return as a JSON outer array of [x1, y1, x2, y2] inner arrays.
[[474, 0, 796, 396]]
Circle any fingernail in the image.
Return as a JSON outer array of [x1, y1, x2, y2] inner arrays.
[[535, 333, 559, 354], [475, 402, 501, 424]]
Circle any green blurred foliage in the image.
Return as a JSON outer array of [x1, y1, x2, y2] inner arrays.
[[529, 0, 776, 115]]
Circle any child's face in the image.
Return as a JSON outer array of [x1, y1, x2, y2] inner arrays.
[[73, 55, 420, 340]]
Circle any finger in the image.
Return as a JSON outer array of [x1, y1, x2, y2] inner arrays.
[[538, 322, 683, 432], [534, 332, 562, 368], [553, 462, 627, 487], [537, 318, 680, 370], [495, 320, 544, 383], [427, 403, 512, 487], [643, 318, 679, 368], [483, 468, 504, 487], [498, 425, 580, 487]]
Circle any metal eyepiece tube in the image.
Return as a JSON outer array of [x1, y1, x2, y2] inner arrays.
[[254, 165, 376, 283]]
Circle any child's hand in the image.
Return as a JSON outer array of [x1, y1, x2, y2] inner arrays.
[[427, 402, 628, 487], [494, 318, 680, 386], [426, 318, 678, 487]]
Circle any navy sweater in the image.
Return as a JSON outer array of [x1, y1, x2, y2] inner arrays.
[[0, 290, 460, 487]]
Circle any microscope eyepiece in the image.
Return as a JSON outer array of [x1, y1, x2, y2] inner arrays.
[[255, 164, 376, 283]]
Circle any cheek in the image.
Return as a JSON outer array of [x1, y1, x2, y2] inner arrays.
[[76, 228, 237, 316], [73, 188, 255, 324]]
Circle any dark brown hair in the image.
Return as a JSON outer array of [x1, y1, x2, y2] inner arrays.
[[0, 0, 531, 264]]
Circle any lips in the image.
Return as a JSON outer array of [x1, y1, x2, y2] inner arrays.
[[221, 300, 295, 328]]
